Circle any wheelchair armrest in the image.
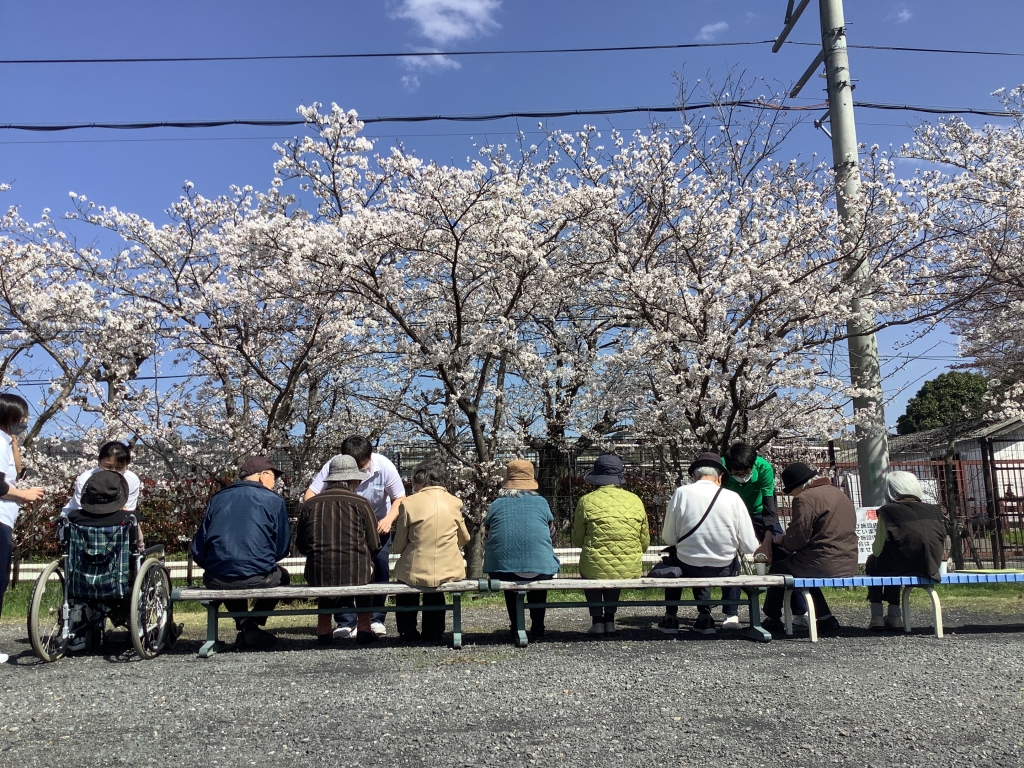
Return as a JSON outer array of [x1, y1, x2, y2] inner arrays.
[[143, 544, 165, 559]]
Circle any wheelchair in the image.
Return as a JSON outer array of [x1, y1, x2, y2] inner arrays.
[[27, 515, 176, 662]]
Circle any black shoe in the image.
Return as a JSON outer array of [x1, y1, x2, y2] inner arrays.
[[657, 615, 679, 635], [421, 632, 444, 643], [528, 627, 545, 642], [817, 615, 841, 633], [692, 614, 716, 635], [399, 630, 421, 642], [239, 624, 277, 650], [760, 616, 785, 633]]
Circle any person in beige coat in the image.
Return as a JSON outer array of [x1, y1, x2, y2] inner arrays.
[[392, 460, 470, 641]]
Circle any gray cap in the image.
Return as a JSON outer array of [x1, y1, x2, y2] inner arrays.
[[324, 454, 370, 483]]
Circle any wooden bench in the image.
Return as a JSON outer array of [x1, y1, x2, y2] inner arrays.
[[784, 571, 1024, 642], [477, 575, 789, 646], [171, 581, 478, 656]]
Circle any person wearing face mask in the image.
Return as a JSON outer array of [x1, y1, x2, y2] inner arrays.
[[0, 393, 46, 664], [715, 443, 783, 629]]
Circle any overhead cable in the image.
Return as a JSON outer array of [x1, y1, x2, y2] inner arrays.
[[2, 40, 1021, 66], [0, 100, 1019, 133]]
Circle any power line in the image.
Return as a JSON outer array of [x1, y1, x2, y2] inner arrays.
[[0, 40, 773, 66], [2, 40, 1021, 66], [0, 100, 1017, 133]]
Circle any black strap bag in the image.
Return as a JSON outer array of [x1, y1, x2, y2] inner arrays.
[[647, 487, 723, 578]]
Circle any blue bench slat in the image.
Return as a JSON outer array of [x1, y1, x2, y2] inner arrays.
[[790, 573, 1024, 588]]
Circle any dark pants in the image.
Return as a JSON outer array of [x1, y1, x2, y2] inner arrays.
[[762, 558, 833, 621], [865, 559, 901, 604], [0, 524, 12, 620], [203, 566, 290, 630], [723, 515, 790, 616], [665, 560, 737, 616], [336, 532, 391, 627], [583, 588, 621, 620], [490, 573, 552, 631], [394, 592, 446, 639]]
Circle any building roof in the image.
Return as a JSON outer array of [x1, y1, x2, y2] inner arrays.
[[888, 418, 1024, 456]]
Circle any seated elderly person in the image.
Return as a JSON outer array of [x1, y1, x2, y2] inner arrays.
[[758, 462, 858, 633], [392, 460, 470, 642], [866, 471, 946, 630], [658, 453, 759, 635], [191, 456, 291, 650], [484, 460, 560, 641], [572, 454, 650, 636], [295, 455, 381, 645]]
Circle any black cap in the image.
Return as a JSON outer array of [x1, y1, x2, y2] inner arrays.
[[688, 452, 728, 480], [781, 462, 818, 494], [584, 454, 625, 486], [81, 470, 129, 516], [238, 455, 282, 479]]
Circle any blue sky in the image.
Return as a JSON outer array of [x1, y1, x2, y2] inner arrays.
[[2, 0, 1022, 427]]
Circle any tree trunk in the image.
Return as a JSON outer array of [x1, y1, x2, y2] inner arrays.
[[943, 440, 966, 570], [464, 522, 485, 579]]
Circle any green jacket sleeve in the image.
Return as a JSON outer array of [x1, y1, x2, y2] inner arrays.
[[757, 457, 776, 505]]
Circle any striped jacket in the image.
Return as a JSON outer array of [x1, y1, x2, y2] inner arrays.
[[295, 486, 381, 586]]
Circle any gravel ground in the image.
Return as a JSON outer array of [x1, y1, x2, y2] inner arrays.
[[2, 603, 1023, 768]]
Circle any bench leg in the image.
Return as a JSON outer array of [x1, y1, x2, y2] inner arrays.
[[198, 601, 225, 658], [803, 590, 819, 643], [901, 586, 913, 634], [450, 592, 463, 650], [513, 591, 528, 648], [743, 588, 771, 643], [783, 588, 794, 637], [927, 586, 943, 639]]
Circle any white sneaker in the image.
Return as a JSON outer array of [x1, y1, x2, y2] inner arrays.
[[370, 621, 387, 638], [0, 652, 8, 664], [333, 626, 357, 640], [721, 615, 741, 629], [586, 621, 606, 635], [792, 614, 809, 628]]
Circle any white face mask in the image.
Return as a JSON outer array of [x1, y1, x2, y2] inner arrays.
[[732, 473, 752, 484]]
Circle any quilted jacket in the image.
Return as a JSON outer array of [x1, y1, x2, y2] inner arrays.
[[571, 485, 650, 579]]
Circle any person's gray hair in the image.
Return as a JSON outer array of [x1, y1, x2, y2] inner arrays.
[[885, 470, 924, 503], [497, 488, 540, 498], [411, 459, 447, 489], [691, 466, 722, 481]]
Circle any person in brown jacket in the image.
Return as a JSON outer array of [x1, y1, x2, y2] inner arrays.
[[392, 460, 470, 642], [758, 462, 857, 633], [295, 454, 381, 645]]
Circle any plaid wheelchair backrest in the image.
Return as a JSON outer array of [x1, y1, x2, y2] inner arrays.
[[67, 523, 133, 600]]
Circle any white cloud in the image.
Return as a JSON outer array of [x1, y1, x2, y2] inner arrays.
[[391, 0, 501, 45], [887, 3, 913, 23], [401, 75, 422, 92], [400, 50, 462, 73], [696, 21, 729, 42]]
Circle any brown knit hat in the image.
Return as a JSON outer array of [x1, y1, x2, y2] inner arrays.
[[502, 460, 538, 490]]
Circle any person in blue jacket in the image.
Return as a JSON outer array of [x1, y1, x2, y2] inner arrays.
[[191, 455, 291, 650]]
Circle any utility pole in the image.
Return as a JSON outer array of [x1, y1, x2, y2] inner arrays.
[[775, 0, 889, 506]]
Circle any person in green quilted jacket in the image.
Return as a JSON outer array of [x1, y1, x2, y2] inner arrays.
[[572, 454, 650, 636]]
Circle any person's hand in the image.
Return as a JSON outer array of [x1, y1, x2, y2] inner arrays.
[[754, 532, 773, 564], [377, 515, 395, 535], [8, 486, 44, 503]]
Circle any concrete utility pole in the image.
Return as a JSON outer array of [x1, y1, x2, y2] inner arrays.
[[775, 0, 890, 506]]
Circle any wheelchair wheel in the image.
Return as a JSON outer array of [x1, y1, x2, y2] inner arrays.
[[130, 556, 171, 659], [28, 560, 68, 663]]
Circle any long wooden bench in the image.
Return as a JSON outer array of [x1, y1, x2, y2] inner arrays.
[[784, 571, 1024, 642], [477, 575, 789, 646], [171, 581, 478, 657]]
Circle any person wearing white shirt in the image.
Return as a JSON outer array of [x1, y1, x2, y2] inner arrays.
[[61, 441, 141, 517], [658, 452, 759, 636], [0, 393, 46, 665], [304, 436, 406, 639]]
